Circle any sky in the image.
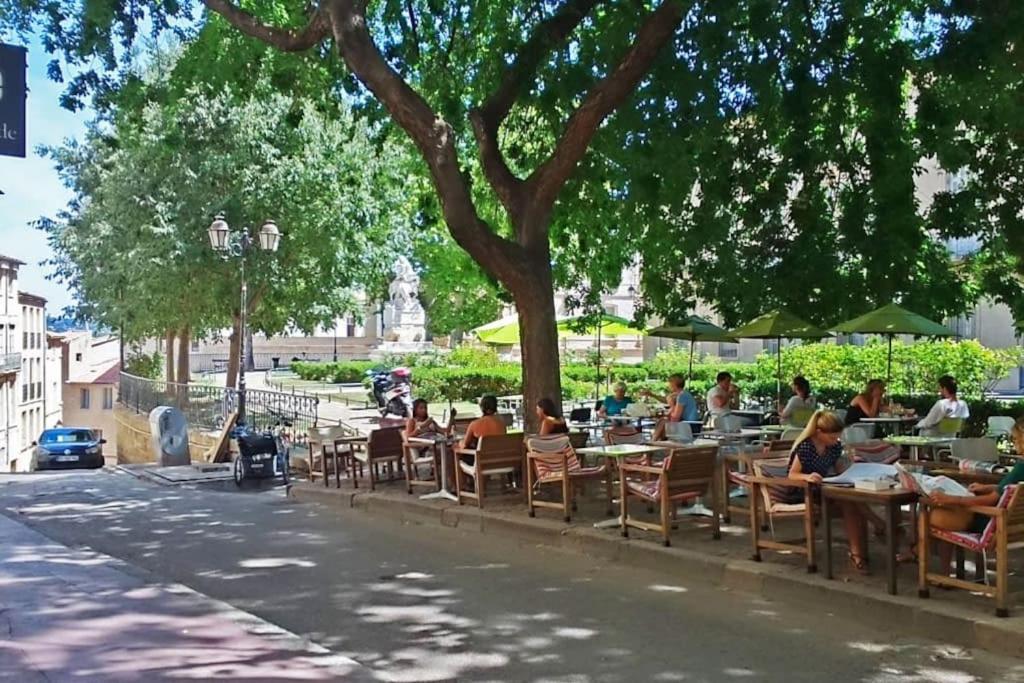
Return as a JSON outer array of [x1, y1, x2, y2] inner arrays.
[[0, 36, 90, 314]]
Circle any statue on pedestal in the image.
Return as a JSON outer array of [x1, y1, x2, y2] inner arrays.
[[384, 256, 426, 343]]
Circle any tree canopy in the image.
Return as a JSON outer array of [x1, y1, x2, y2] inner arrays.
[[40, 75, 410, 349]]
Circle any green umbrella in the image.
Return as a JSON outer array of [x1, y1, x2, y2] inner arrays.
[[729, 309, 832, 404], [472, 315, 522, 345], [558, 314, 646, 398], [832, 303, 954, 382], [648, 316, 737, 379]]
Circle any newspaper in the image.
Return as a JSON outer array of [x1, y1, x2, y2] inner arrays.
[[822, 463, 898, 487], [894, 463, 970, 497]]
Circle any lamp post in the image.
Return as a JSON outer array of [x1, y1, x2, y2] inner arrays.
[[208, 214, 281, 424]]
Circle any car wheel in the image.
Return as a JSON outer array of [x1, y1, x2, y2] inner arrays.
[[233, 457, 246, 487]]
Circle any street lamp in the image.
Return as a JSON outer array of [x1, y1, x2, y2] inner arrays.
[[207, 214, 281, 424]]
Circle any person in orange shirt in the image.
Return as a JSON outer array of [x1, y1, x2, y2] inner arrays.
[[460, 395, 508, 450]]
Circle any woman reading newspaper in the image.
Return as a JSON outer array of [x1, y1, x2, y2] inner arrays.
[[900, 417, 1024, 570]]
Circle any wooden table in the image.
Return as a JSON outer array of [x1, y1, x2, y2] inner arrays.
[[406, 434, 458, 502], [575, 444, 669, 528], [821, 485, 917, 595], [884, 435, 956, 461]]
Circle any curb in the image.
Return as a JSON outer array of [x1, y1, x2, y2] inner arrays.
[[289, 482, 1024, 660]]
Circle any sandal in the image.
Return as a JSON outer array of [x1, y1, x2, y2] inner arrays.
[[848, 552, 870, 575]]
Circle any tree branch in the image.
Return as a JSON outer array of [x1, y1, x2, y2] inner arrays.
[[469, 0, 605, 216], [202, 0, 330, 52], [527, 0, 684, 210], [325, 0, 530, 288]]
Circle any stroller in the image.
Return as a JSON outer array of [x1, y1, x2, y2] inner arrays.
[[232, 421, 290, 487]]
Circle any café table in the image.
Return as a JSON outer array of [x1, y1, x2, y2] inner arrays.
[[821, 484, 917, 595], [575, 443, 669, 528], [861, 415, 919, 436], [406, 434, 458, 502], [702, 427, 763, 441], [884, 435, 956, 461]]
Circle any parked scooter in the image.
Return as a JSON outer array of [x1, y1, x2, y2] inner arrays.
[[366, 366, 413, 418]]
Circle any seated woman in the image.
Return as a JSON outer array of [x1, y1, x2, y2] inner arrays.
[[536, 398, 569, 435], [459, 395, 508, 451], [915, 375, 969, 436], [404, 398, 454, 440], [649, 374, 699, 440], [779, 375, 816, 425], [845, 379, 886, 426], [598, 382, 633, 418], [911, 416, 1024, 571], [787, 410, 871, 573]]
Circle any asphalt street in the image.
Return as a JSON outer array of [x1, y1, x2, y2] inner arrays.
[[0, 469, 1021, 682]]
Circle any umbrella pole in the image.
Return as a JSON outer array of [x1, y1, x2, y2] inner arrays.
[[688, 338, 695, 381], [595, 323, 602, 400], [776, 338, 782, 408], [887, 335, 893, 385]]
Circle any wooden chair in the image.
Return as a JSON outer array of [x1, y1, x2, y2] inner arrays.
[[746, 457, 819, 573], [919, 485, 1022, 617], [453, 433, 525, 508], [402, 433, 442, 494], [350, 427, 404, 491], [525, 435, 609, 522], [603, 426, 649, 464], [306, 425, 349, 487], [722, 440, 795, 524], [619, 445, 720, 546]]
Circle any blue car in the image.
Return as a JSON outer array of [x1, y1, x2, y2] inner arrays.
[[33, 428, 106, 470]]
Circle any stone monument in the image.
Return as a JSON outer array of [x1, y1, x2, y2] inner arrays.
[[376, 256, 431, 354]]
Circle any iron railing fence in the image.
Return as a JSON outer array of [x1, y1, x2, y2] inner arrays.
[[118, 372, 319, 439]]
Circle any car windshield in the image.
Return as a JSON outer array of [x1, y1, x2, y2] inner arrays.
[[41, 430, 94, 444]]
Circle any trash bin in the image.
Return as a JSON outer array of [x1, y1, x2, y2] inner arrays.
[[149, 406, 191, 467]]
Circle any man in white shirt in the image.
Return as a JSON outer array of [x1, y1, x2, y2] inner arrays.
[[706, 372, 735, 419], [916, 375, 970, 436]]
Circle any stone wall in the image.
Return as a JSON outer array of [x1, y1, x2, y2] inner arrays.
[[114, 406, 224, 464]]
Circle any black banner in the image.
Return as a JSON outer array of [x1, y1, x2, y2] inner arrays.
[[0, 43, 27, 158]]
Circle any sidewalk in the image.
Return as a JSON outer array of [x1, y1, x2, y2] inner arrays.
[[0, 513, 369, 682]]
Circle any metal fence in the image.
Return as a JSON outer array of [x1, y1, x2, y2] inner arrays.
[[118, 372, 319, 437]]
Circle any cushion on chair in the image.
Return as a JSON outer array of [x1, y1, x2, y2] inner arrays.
[[759, 463, 804, 506], [931, 485, 1015, 552], [459, 459, 513, 476], [850, 442, 900, 464], [532, 452, 583, 481]]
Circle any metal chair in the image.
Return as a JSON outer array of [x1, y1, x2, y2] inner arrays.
[[987, 416, 1016, 438]]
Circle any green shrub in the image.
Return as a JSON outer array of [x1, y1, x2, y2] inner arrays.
[[447, 345, 501, 367], [124, 351, 162, 380], [414, 366, 522, 402], [292, 360, 377, 383]]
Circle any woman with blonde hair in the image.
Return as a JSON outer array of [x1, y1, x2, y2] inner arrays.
[[845, 379, 886, 425], [787, 410, 871, 572]]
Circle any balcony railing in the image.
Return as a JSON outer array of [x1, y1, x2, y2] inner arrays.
[[0, 353, 20, 375]]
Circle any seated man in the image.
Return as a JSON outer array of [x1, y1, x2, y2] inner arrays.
[[459, 395, 508, 451], [706, 371, 737, 419], [598, 382, 633, 418], [916, 375, 969, 436]]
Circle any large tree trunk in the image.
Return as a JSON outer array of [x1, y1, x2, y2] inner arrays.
[[512, 268, 562, 432], [176, 326, 191, 385], [164, 329, 176, 383], [226, 313, 241, 390]]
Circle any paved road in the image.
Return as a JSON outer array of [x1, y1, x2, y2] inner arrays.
[[1, 470, 1021, 682]]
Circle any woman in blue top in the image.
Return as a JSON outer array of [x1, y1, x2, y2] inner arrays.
[[598, 382, 633, 417], [649, 374, 700, 440], [787, 410, 871, 573]]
